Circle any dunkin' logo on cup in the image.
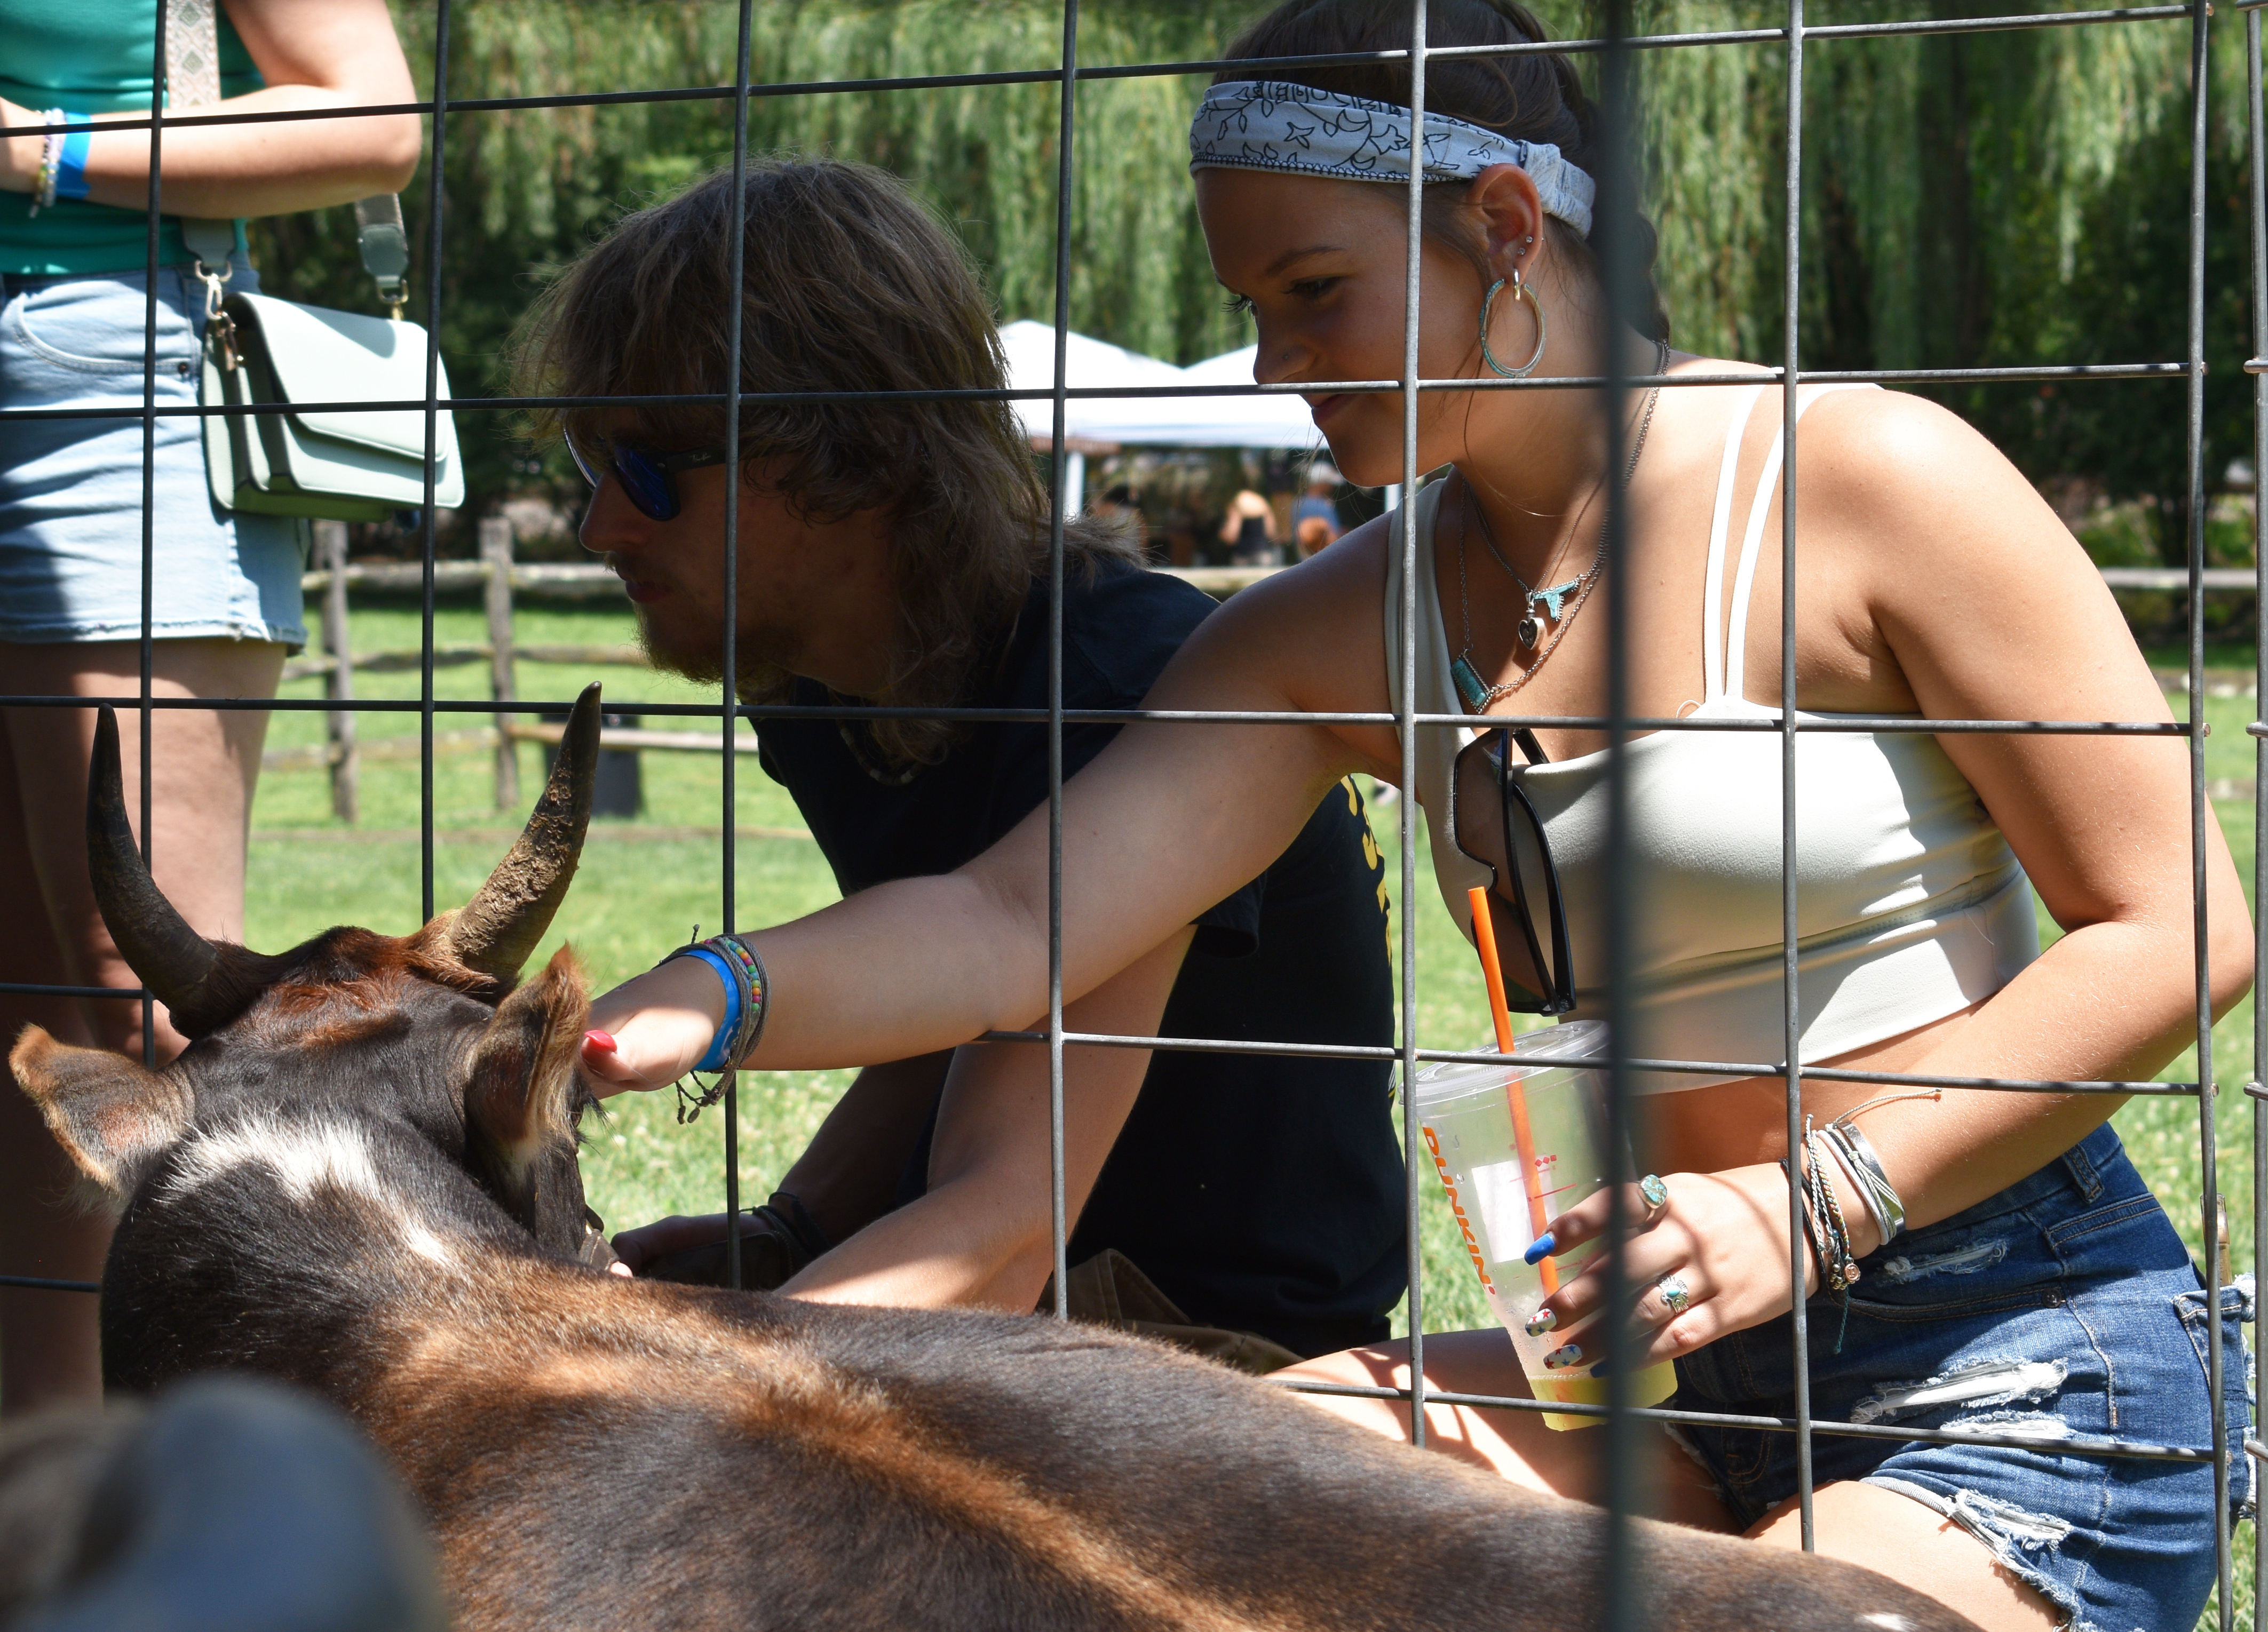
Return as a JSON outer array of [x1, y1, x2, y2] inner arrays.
[[1422, 1126, 1495, 1294]]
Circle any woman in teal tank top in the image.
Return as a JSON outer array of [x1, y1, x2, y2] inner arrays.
[[0, 1, 417, 1420]]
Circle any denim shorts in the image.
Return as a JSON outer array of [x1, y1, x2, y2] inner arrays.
[[0, 258, 306, 647], [1670, 1123, 2254, 1632]]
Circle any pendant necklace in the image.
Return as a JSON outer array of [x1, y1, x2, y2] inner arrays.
[[1451, 339, 1670, 713]]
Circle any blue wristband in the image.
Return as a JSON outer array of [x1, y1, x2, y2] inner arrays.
[[679, 946, 741, 1072], [54, 116, 91, 201]]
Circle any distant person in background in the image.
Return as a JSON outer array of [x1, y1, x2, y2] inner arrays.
[[1219, 487, 1278, 565], [0, 0, 419, 1416], [1290, 462, 1344, 556]]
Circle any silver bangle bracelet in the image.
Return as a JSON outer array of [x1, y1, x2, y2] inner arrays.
[[1816, 1125, 1894, 1248], [1824, 1116, 1906, 1242]]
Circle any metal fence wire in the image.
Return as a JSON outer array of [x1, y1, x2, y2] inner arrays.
[[0, 2, 2255, 1627]]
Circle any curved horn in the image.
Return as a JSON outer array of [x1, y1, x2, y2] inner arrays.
[[86, 707, 218, 1015], [446, 684, 602, 983]]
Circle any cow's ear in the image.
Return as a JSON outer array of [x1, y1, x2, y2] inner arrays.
[[10, 1028, 194, 1207], [465, 946, 588, 1203]]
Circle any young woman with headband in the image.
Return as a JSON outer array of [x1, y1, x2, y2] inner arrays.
[[578, 4, 2250, 1626]]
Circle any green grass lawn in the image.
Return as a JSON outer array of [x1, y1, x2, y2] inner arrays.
[[245, 598, 2262, 1626]]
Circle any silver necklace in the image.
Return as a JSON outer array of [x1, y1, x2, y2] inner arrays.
[[1452, 340, 1670, 712]]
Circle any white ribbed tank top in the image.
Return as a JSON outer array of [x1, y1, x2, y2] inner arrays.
[[1383, 383, 2038, 1088]]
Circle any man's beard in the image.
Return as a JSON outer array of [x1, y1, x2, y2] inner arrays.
[[636, 609, 801, 699]]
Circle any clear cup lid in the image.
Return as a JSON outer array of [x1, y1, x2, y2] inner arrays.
[[1408, 1018, 1611, 1108]]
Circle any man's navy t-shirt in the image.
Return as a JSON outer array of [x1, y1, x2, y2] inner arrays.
[[758, 561, 1405, 1357]]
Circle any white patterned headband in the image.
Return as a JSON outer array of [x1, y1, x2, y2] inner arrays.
[[1188, 80, 1595, 237]]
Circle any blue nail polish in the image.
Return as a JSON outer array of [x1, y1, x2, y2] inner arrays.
[[1523, 1231, 1556, 1265], [1587, 1362, 1612, 1379]]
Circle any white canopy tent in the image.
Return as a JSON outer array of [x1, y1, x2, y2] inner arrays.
[[998, 321, 1326, 512]]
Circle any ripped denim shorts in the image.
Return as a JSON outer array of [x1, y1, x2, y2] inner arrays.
[[1670, 1123, 2253, 1632]]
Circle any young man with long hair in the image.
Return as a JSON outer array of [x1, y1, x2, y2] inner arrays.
[[518, 158, 1406, 1367]]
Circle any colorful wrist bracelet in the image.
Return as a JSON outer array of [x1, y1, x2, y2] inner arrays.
[[708, 935, 768, 1061], [53, 113, 91, 201], [658, 934, 769, 1073], [30, 110, 65, 216]]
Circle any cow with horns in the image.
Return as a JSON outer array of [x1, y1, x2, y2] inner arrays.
[[10, 688, 1975, 1632]]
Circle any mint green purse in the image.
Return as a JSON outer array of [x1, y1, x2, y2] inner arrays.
[[174, 0, 461, 524], [189, 201, 463, 524], [197, 273, 465, 524]]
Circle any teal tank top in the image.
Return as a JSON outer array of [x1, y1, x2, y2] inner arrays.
[[0, 0, 265, 275]]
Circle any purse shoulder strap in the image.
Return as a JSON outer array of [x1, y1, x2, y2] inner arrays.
[[352, 195, 410, 318], [170, 0, 409, 317]]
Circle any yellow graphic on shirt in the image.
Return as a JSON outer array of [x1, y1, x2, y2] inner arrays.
[[1338, 777, 1392, 955]]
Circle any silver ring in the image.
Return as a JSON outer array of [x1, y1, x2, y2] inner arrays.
[[1655, 1273, 1692, 1317], [1639, 1173, 1669, 1212]]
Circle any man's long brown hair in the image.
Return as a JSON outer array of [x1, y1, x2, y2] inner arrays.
[[513, 157, 1139, 769]]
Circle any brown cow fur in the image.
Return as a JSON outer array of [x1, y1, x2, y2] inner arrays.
[[12, 929, 1978, 1632]]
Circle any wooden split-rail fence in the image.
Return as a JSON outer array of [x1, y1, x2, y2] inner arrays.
[[286, 522, 2225, 824], [280, 518, 1280, 822]]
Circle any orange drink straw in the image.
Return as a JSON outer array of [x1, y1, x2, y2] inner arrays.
[[1468, 887, 1558, 1294]]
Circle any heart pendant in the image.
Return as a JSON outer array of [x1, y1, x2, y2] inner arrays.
[[1516, 616, 1542, 649]]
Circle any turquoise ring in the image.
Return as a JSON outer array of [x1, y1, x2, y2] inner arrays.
[[1655, 1273, 1693, 1317], [1639, 1173, 1670, 1211]]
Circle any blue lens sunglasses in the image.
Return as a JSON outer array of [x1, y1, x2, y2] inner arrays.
[[566, 428, 730, 522]]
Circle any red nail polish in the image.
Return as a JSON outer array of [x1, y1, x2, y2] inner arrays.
[[584, 1029, 617, 1053]]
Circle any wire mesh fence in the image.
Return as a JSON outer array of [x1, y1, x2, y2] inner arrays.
[[0, 2, 2252, 1627]]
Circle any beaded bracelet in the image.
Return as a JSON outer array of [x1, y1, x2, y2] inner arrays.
[[30, 109, 66, 216]]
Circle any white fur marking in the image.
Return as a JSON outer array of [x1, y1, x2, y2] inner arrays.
[[164, 1114, 385, 1204], [163, 1114, 454, 1267], [403, 1222, 455, 1265]]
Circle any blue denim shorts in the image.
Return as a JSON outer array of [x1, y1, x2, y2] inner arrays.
[[0, 259, 306, 647], [1670, 1124, 2254, 1632]]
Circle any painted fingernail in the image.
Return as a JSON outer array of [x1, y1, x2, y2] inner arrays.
[[584, 1029, 617, 1053], [1524, 1308, 1557, 1336], [1523, 1232, 1557, 1265], [1542, 1344, 1582, 1370], [1587, 1361, 1612, 1379]]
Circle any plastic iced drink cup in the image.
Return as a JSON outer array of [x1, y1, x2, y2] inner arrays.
[[1410, 1020, 1678, 1430]]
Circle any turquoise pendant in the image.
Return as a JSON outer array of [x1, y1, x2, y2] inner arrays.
[[1452, 655, 1494, 711], [1530, 579, 1583, 621]]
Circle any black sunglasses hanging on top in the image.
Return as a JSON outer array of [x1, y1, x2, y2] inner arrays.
[[1447, 726, 1577, 1016]]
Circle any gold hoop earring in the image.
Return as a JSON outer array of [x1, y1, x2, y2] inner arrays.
[[1479, 268, 1548, 380]]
